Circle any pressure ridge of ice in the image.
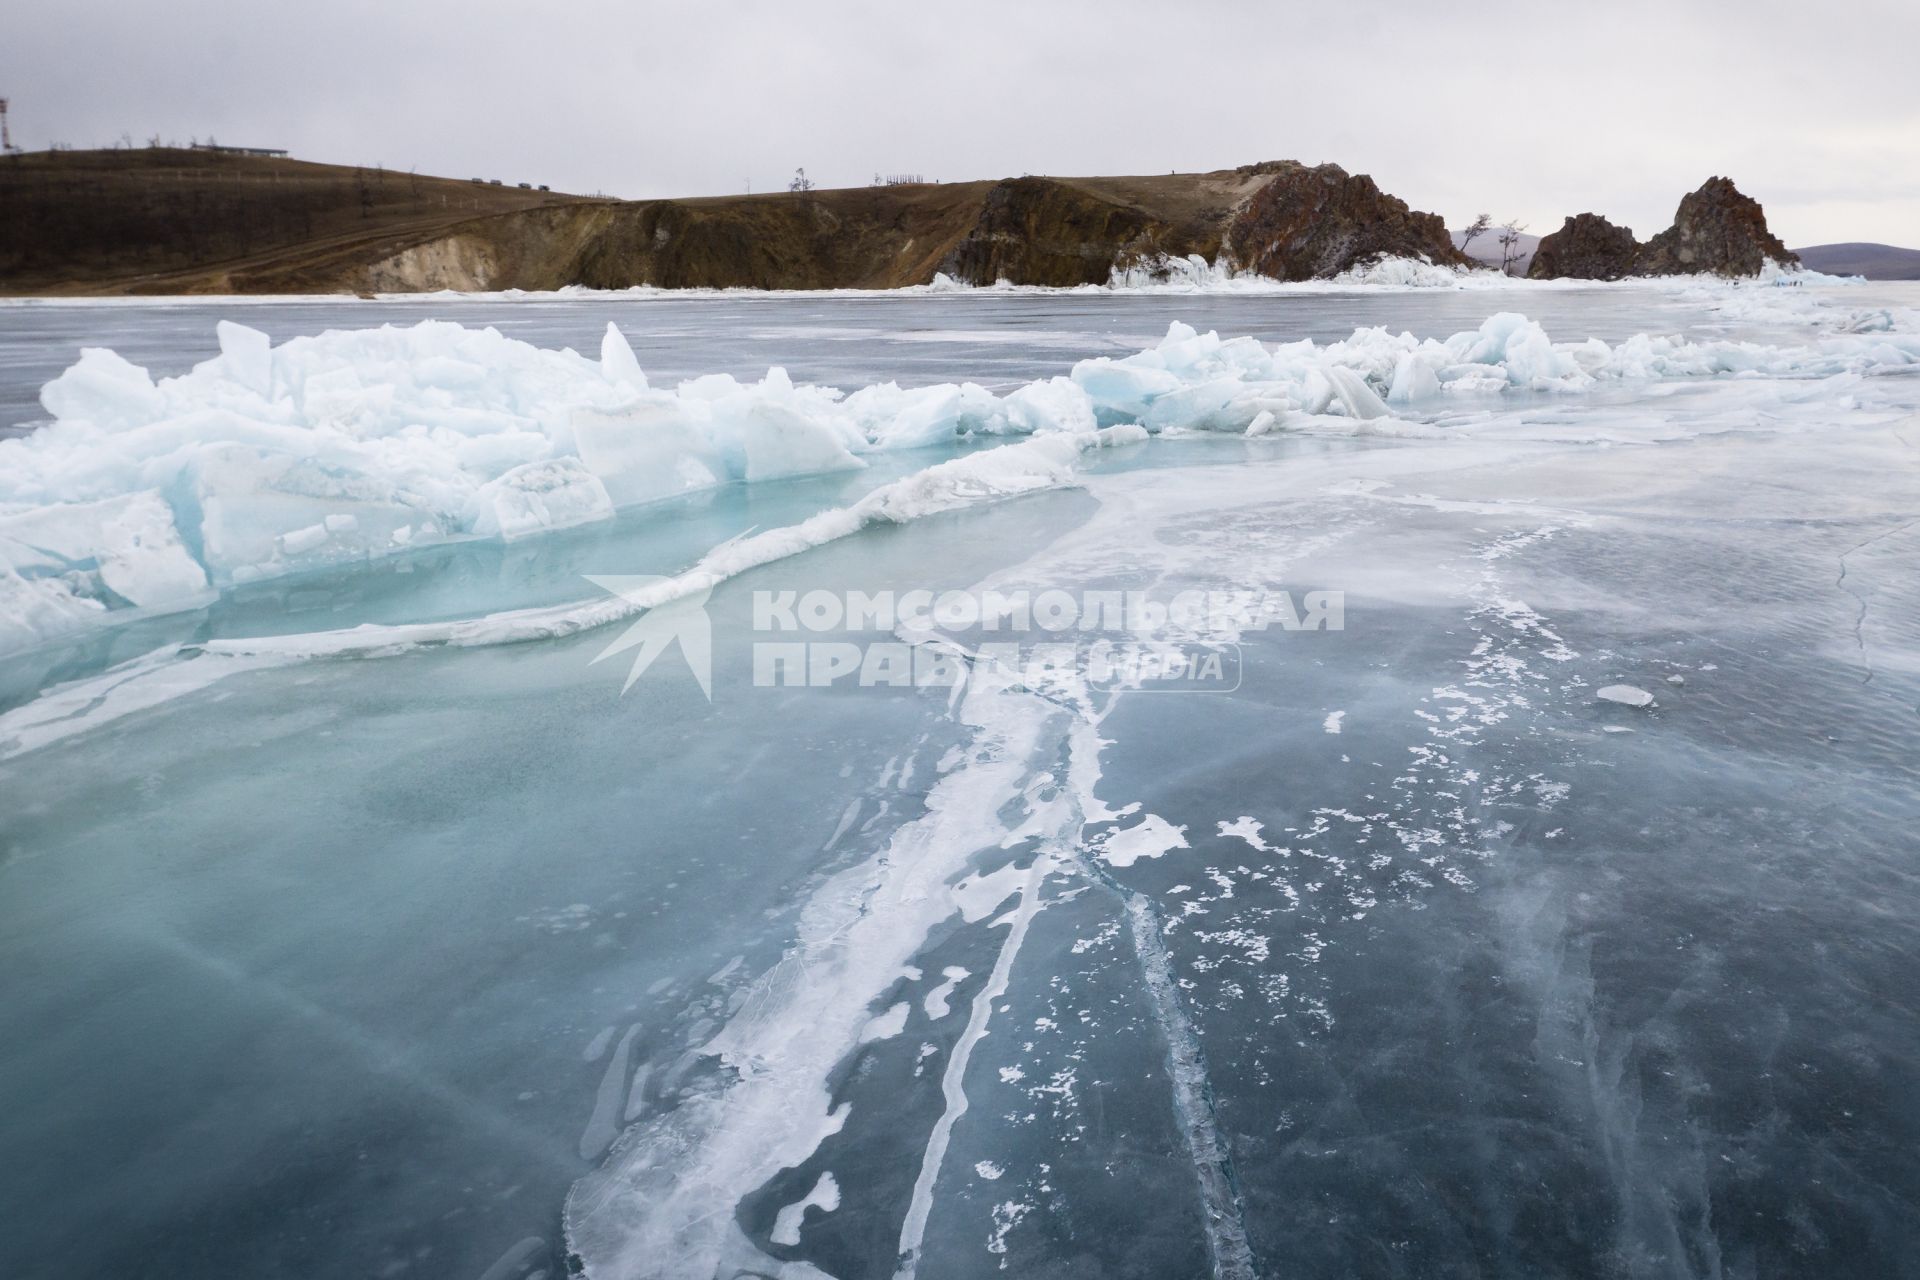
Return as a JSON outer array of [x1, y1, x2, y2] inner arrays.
[[0, 428, 1146, 761], [3, 310, 1917, 655]]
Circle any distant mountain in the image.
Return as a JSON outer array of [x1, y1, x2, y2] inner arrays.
[[1450, 228, 1537, 275], [1790, 243, 1920, 280]]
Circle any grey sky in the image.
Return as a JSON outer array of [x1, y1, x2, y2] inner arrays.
[[8, 0, 1917, 246]]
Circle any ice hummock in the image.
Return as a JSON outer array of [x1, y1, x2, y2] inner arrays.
[[0, 425, 1149, 761], [2, 310, 1916, 655], [0, 491, 211, 642]]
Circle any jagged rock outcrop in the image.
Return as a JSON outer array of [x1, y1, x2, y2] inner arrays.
[[1528, 177, 1796, 281], [1225, 162, 1470, 281], [1527, 213, 1640, 280], [1634, 177, 1797, 276]]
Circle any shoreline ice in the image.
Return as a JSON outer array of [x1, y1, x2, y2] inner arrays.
[[3, 293, 1915, 658], [0, 256, 1863, 307], [0, 427, 1143, 760]]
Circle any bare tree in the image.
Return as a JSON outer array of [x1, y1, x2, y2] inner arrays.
[[789, 167, 814, 193], [1497, 219, 1529, 276], [1458, 213, 1493, 261]]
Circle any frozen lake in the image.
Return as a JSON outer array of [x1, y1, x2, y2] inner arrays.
[[13, 283, 1905, 438], [2, 282, 1918, 1280]]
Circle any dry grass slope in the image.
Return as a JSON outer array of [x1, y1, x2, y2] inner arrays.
[[0, 149, 593, 294]]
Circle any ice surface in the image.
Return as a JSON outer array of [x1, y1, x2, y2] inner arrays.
[[0, 425, 1143, 754], [564, 658, 1080, 1279], [5, 283, 1920, 1280], [6, 300, 1915, 656]]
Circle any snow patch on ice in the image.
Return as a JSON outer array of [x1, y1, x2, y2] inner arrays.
[[1096, 814, 1190, 868], [859, 1001, 911, 1043], [1597, 684, 1656, 708], [923, 967, 970, 1020], [769, 1172, 840, 1247], [1218, 817, 1273, 853]]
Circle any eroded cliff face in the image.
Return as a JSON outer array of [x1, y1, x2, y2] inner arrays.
[[1226, 162, 1471, 281], [1635, 177, 1798, 277], [465, 185, 995, 291], [575, 200, 855, 291], [1527, 213, 1641, 281], [935, 177, 1183, 287]]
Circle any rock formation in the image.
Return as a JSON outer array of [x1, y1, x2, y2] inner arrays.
[[1225, 162, 1471, 281], [1527, 213, 1640, 280], [1634, 177, 1798, 276], [1528, 177, 1796, 281]]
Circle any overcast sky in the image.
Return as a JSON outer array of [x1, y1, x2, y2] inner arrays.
[[8, 0, 1917, 246]]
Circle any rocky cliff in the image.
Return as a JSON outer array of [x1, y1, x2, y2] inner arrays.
[[935, 177, 1178, 287], [1226, 162, 1469, 281], [1527, 213, 1640, 280], [1635, 177, 1798, 276], [1528, 177, 1796, 280]]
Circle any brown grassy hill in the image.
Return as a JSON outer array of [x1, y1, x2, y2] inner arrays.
[[0, 148, 595, 294], [0, 150, 1466, 295]]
